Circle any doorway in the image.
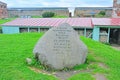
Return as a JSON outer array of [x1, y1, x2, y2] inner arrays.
[[110, 28, 120, 44]]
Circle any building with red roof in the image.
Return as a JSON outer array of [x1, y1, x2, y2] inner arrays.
[[1, 18, 120, 44]]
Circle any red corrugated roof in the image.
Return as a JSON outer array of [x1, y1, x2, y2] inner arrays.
[[2, 18, 92, 28], [2, 18, 120, 28], [92, 18, 111, 26], [111, 18, 120, 26], [92, 18, 120, 26]]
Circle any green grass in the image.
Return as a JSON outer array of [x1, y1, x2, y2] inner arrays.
[[68, 73, 95, 80], [0, 33, 120, 80], [0, 18, 15, 30], [31, 15, 68, 18], [31, 16, 43, 18], [79, 37, 120, 80], [0, 18, 15, 24], [0, 33, 58, 80]]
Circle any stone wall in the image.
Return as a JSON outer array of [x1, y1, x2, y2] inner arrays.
[[8, 7, 113, 18], [40, 28, 49, 33], [19, 27, 93, 38], [74, 7, 112, 17], [74, 28, 93, 37], [99, 35, 108, 43], [8, 8, 69, 17], [19, 28, 49, 33], [19, 28, 28, 33], [99, 31, 108, 43], [74, 28, 84, 36], [29, 28, 38, 32]]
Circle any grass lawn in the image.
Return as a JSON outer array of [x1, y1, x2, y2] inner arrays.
[[0, 18, 15, 24], [0, 18, 15, 30], [31, 15, 68, 18], [0, 33, 120, 80], [0, 33, 58, 80]]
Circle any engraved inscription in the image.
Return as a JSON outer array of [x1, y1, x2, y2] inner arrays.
[[52, 27, 72, 54]]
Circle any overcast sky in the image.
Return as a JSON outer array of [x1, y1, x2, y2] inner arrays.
[[1, 0, 113, 8]]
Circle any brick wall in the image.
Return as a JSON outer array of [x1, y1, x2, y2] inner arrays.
[[113, 0, 120, 17], [0, 1, 8, 19]]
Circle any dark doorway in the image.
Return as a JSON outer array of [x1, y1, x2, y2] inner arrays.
[[69, 12, 72, 17], [110, 28, 120, 44]]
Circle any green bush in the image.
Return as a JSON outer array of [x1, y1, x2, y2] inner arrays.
[[98, 11, 106, 16], [42, 12, 55, 18]]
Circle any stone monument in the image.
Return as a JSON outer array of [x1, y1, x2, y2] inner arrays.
[[33, 23, 87, 70]]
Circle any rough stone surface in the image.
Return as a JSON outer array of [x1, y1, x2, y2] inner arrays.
[[33, 23, 88, 70]]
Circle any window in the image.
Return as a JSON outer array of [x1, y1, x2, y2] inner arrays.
[[1, 5, 3, 8], [4, 6, 6, 8]]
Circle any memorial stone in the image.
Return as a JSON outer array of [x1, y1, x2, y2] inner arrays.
[[33, 23, 88, 70]]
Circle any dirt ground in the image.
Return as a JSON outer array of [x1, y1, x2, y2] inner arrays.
[[29, 65, 107, 80], [111, 44, 120, 50]]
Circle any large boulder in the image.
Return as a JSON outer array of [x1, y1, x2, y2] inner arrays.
[[33, 23, 88, 70]]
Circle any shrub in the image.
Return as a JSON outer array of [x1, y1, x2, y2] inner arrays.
[[42, 12, 55, 18], [99, 11, 106, 16]]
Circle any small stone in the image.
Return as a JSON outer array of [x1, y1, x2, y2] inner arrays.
[[73, 71, 77, 73], [26, 58, 32, 65], [52, 72, 56, 75]]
